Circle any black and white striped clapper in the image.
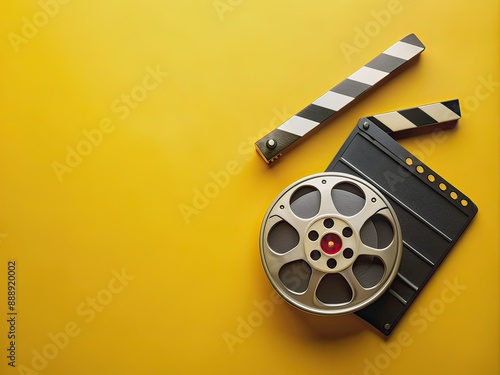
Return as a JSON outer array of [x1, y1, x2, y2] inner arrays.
[[255, 33, 425, 164], [365, 99, 461, 138]]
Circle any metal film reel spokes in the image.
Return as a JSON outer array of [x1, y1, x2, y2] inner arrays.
[[260, 173, 403, 315]]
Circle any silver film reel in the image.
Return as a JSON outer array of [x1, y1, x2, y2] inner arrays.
[[260, 173, 403, 315]]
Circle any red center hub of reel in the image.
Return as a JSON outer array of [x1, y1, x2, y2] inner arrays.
[[320, 233, 342, 255]]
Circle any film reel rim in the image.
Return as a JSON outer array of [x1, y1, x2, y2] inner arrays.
[[259, 172, 403, 316]]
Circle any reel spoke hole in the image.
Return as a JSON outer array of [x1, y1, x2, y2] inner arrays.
[[360, 214, 394, 249], [290, 186, 321, 219], [279, 260, 312, 294], [316, 274, 353, 304], [331, 182, 366, 216], [353, 255, 385, 288], [268, 221, 299, 254]]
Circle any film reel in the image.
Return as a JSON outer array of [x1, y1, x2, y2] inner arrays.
[[260, 173, 403, 315]]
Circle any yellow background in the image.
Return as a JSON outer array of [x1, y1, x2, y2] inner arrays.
[[1, 1, 499, 374]]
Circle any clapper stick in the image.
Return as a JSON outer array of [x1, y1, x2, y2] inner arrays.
[[255, 34, 425, 164], [365, 99, 461, 139]]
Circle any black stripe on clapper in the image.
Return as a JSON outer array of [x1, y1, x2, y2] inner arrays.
[[398, 108, 437, 127], [366, 54, 408, 73], [332, 79, 372, 98], [296, 105, 336, 124], [401, 33, 425, 47], [442, 100, 461, 116]]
